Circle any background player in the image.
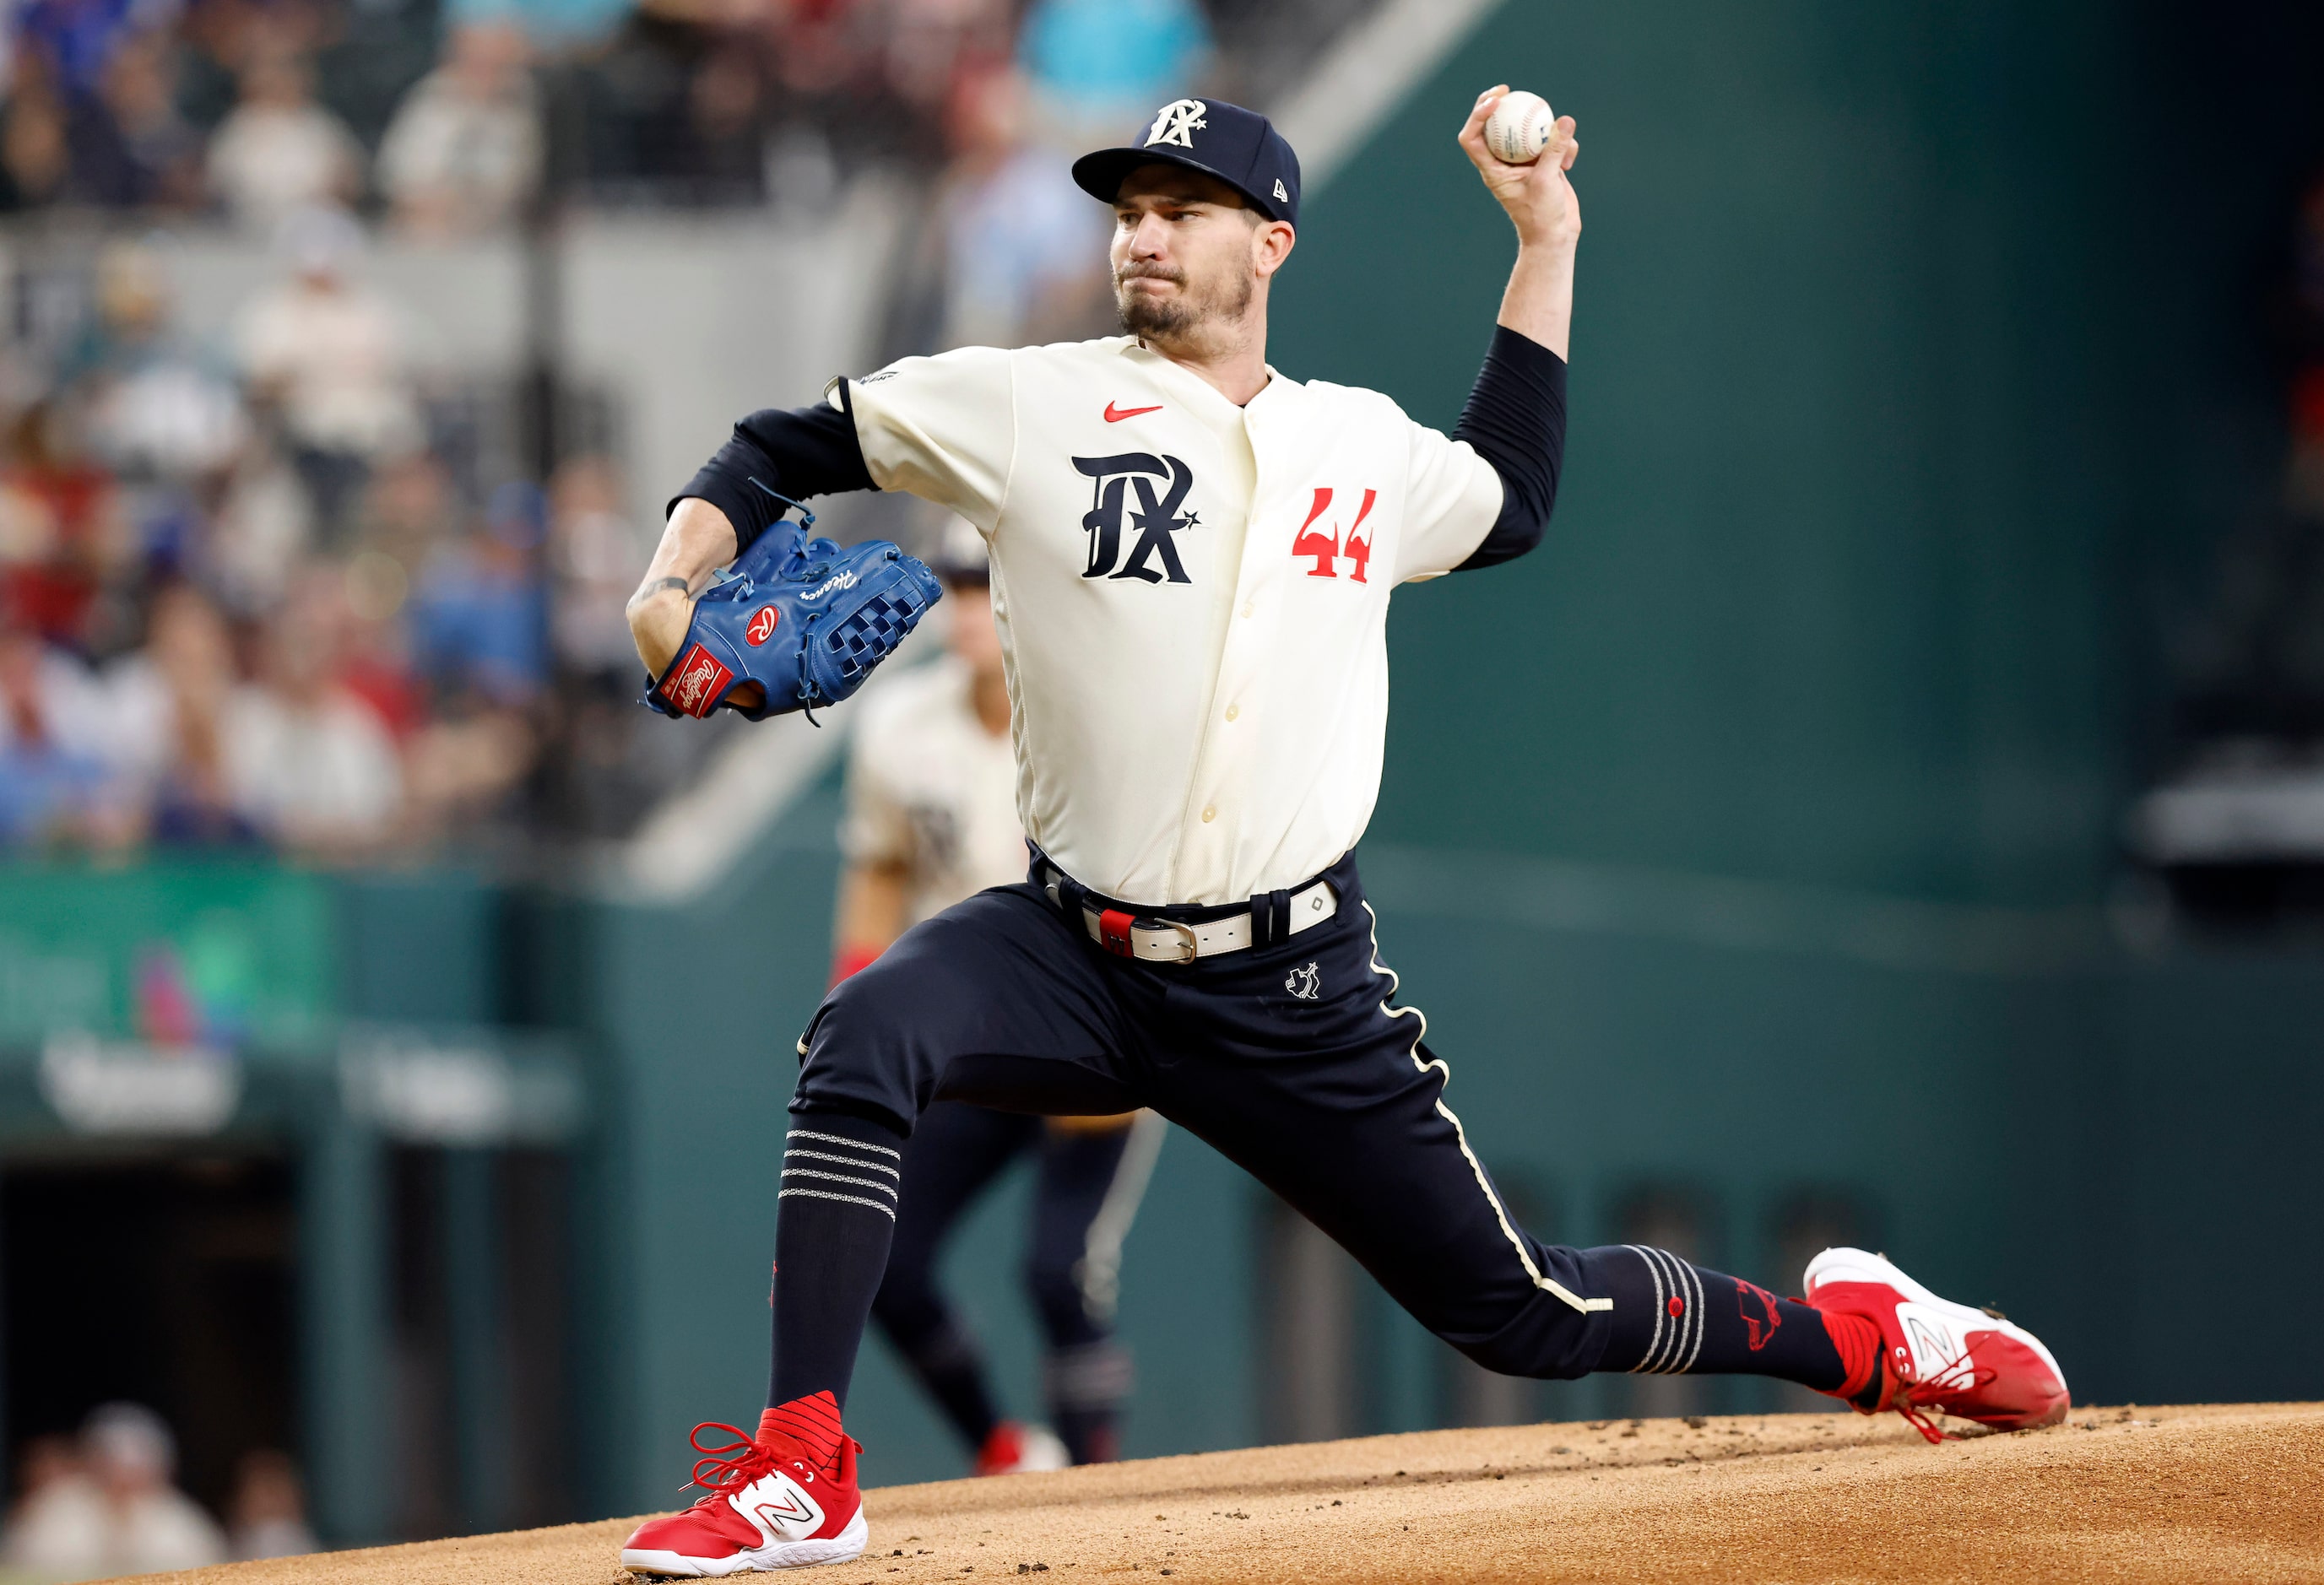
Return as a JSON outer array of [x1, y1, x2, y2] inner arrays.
[[835, 521, 1162, 1475], [619, 89, 2070, 1577]]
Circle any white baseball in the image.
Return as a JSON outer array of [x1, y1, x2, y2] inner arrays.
[[1483, 89, 1555, 165]]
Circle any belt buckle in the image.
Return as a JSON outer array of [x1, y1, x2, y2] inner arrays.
[[1096, 907, 1198, 963], [1143, 917, 1199, 964]]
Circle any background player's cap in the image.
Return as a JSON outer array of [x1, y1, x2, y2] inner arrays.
[[1071, 98, 1301, 228], [932, 516, 989, 585]]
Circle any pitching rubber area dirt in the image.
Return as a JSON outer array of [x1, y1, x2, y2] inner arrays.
[[135, 1403, 2321, 1584]]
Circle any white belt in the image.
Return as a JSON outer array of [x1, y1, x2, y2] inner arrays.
[[1042, 872, 1338, 963]]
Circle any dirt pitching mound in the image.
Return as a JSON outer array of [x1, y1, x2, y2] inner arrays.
[[138, 1404, 2322, 1584]]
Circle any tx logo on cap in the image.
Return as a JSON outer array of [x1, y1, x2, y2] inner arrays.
[[1146, 99, 1207, 149]]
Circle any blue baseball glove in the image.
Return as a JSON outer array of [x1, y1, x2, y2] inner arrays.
[[642, 507, 942, 722]]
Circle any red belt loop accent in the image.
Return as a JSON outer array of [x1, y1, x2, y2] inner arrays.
[[1097, 908, 1137, 957]]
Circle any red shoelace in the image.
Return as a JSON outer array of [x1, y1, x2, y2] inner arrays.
[[1890, 1350, 2000, 1445], [685, 1421, 783, 1497]]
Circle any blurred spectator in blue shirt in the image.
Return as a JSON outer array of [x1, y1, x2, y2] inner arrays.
[[412, 480, 548, 706], [938, 62, 1106, 350], [1018, 0, 1209, 138], [0, 618, 135, 849], [19, 0, 154, 98]]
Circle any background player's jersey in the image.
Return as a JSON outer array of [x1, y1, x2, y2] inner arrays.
[[842, 655, 1025, 926], [837, 337, 1504, 907]]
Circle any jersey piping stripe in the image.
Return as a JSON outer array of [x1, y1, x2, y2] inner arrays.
[[786, 1128, 902, 1160], [777, 1187, 897, 1218], [1360, 901, 1612, 1317], [783, 1149, 902, 1179], [1075, 1110, 1169, 1324]]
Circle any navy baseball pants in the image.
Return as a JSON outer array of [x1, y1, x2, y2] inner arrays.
[[782, 852, 1622, 1391]]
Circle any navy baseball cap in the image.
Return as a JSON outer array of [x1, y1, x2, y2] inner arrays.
[[1071, 97, 1301, 227]]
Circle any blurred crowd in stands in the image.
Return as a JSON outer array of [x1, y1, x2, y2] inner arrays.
[[0, 0, 1238, 861], [3, 1403, 312, 1579]]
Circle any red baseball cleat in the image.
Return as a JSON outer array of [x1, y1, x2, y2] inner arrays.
[[1803, 1247, 2069, 1443], [620, 1399, 866, 1576], [973, 1421, 1070, 1477]]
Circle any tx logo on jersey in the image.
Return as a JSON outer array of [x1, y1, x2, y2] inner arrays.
[[1075, 452, 1200, 584], [1285, 962, 1320, 1000], [1293, 486, 1378, 582], [1146, 98, 1207, 149]]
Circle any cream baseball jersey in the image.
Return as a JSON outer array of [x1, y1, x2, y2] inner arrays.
[[837, 335, 1505, 906], [841, 654, 1026, 925]]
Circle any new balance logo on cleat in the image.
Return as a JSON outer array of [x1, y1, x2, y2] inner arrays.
[[745, 1473, 823, 1540]]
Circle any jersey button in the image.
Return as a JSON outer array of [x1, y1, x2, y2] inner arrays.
[[1201, 805, 1216, 823], [1225, 704, 1239, 722], [1240, 602, 1254, 619]]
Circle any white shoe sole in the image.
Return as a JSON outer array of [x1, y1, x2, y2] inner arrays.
[[621, 1508, 869, 1576], [1803, 1247, 2068, 1396]]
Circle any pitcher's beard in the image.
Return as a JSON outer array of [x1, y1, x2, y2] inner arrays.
[[1116, 268, 1253, 343]]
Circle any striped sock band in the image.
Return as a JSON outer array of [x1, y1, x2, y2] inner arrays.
[[779, 1127, 902, 1220], [1624, 1245, 1707, 1375]]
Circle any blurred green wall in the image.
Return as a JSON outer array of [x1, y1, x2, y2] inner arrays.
[[1278, 0, 2152, 906]]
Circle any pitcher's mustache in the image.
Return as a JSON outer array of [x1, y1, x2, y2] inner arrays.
[[1115, 263, 1184, 285]]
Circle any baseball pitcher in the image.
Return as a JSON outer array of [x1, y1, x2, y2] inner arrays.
[[618, 89, 2070, 1576]]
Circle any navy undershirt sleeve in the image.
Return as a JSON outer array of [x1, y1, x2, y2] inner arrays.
[[671, 391, 875, 554], [1449, 326, 1567, 571]]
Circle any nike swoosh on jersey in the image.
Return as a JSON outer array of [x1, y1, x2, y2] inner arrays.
[[1103, 403, 1163, 423]]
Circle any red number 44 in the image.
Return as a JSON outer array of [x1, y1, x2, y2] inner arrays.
[[1293, 487, 1377, 582]]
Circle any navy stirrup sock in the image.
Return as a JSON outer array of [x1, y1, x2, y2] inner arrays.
[[769, 1111, 907, 1411], [1590, 1244, 1849, 1393]]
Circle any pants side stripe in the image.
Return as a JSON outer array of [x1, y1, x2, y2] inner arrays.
[[1362, 901, 1609, 1317]]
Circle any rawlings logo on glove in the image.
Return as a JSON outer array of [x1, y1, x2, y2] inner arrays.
[[642, 503, 942, 722]]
